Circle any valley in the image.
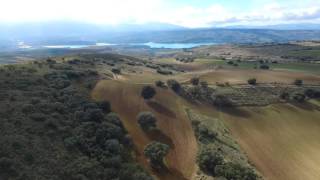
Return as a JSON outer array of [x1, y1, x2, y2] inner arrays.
[[0, 42, 319, 180]]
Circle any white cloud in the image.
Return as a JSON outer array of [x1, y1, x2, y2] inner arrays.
[[0, 0, 319, 27], [168, 2, 320, 27], [0, 0, 165, 24]]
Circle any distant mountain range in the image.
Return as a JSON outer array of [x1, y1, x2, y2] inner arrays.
[[222, 23, 320, 30], [1, 21, 320, 49]]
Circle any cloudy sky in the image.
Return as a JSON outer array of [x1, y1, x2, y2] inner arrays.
[[0, 0, 320, 27]]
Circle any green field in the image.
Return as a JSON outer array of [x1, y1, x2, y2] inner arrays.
[[288, 49, 320, 57], [196, 58, 320, 75]]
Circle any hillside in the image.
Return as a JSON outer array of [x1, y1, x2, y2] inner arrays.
[[0, 50, 319, 180]]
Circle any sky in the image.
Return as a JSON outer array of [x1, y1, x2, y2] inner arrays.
[[0, 0, 320, 28]]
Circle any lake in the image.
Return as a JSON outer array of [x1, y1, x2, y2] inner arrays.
[[41, 42, 216, 49], [139, 42, 217, 49]]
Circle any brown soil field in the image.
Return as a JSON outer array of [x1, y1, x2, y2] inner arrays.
[[91, 80, 198, 180], [219, 102, 320, 180], [92, 65, 320, 180]]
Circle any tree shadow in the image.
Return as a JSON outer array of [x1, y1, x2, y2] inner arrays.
[[219, 107, 252, 118], [290, 101, 320, 111], [147, 101, 177, 118], [146, 129, 175, 148], [152, 165, 188, 180]]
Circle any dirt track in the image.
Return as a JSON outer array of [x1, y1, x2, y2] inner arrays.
[[91, 80, 197, 180]]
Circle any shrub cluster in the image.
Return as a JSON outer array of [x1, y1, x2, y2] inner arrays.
[[167, 79, 181, 93], [0, 60, 153, 180], [247, 78, 257, 85], [175, 57, 195, 63], [137, 112, 157, 131], [197, 146, 258, 180]]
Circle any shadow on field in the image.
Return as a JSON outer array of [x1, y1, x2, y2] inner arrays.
[[219, 107, 252, 118], [153, 166, 188, 180], [291, 101, 320, 111], [146, 129, 175, 148], [147, 101, 177, 118]]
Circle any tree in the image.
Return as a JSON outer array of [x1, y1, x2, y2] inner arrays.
[[304, 89, 320, 99], [304, 89, 316, 98], [141, 86, 156, 100], [215, 162, 258, 180], [260, 64, 270, 70], [190, 77, 200, 86], [280, 92, 290, 100], [167, 79, 181, 93], [144, 141, 170, 167], [227, 61, 234, 65], [247, 78, 257, 85], [197, 146, 224, 175], [294, 79, 303, 86], [97, 100, 111, 113], [293, 93, 306, 103], [137, 112, 157, 131], [155, 80, 165, 87], [112, 68, 121, 74]]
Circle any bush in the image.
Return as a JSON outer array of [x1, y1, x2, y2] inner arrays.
[[280, 92, 290, 100], [304, 89, 320, 99], [106, 112, 123, 127], [167, 79, 181, 93], [83, 108, 105, 122], [137, 112, 157, 131], [157, 69, 172, 75], [293, 93, 306, 103], [215, 162, 258, 180], [119, 163, 153, 180], [64, 136, 79, 150], [197, 146, 224, 175], [144, 141, 170, 167], [194, 123, 218, 143], [141, 86, 156, 100], [190, 77, 200, 86], [97, 101, 111, 113], [22, 104, 35, 114], [105, 139, 122, 154], [294, 79, 303, 86], [29, 113, 47, 122], [247, 78, 257, 85], [0, 157, 19, 177], [260, 64, 270, 69], [112, 68, 121, 74], [227, 61, 234, 65], [155, 80, 165, 88]]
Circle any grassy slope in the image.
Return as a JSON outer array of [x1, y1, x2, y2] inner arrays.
[[195, 58, 320, 75], [219, 102, 320, 180], [91, 80, 197, 180]]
